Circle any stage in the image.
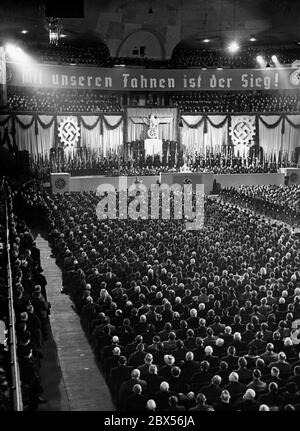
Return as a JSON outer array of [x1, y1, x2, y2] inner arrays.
[[50, 171, 286, 194]]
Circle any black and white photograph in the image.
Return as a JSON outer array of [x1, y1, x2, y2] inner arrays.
[[0, 0, 300, 419]]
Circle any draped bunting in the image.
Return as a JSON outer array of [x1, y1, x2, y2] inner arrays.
[[80, 116, 102, 155], [36, 115, 56, 129], [258, 116, 283, 161], [102, 115, 123, 155], [36, 115, 55, 157], [283, 115, 300, 162], [181, 115, 228, 158], [1, 112, 300, 163], [15, 115, 35, 130]]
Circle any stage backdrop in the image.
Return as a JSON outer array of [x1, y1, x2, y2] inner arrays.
[[0, 113, 124, 159], [1, 113, 300, 163], [127, 108, 178, 142]]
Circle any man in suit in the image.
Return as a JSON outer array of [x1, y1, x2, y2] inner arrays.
[[235, 388, 260, 411], [203, 346, 219, 369], [224, 372, 246, 403], [260, 343, 278, 365], [144, 364, 163, 394], [128, 342, 147, 367], [201, 375, 223, 405], [109, 356, 133, 400], [117, 369, 147, 410], [188, 393, 214, 411], [154, 381, 174, 411], [269, 352, 293, 376], [124, 384, 147, 411]]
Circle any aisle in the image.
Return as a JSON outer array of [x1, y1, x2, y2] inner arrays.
[[35, 233, 115, 411]]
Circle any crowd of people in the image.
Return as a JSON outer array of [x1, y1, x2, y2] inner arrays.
[[35, 44, 110, 66], [220, 185, 300, 226], [32, 150, 293, 181], [7, 88, 123, 113], [34, 184, 300, 411], [0, 182, 50, 411], [171, 46, 300, 69], [5, 88, 300, 114], [0, 186, 12, 411], [29, 44, 300, 69], [171, 91, 300, 113]]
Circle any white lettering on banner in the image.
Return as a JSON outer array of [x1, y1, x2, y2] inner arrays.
[[210, 74, 233, 88], [123, 73, 175, 89], [49, 74, 112, 88], [22, 69, 42, 85], [183, 74, 202, 88], [241, 74, 272, 89], [95, 77, 102, 87]]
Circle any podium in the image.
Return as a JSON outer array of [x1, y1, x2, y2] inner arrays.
[[144, 139, 163, 157], [50, 173, 70, 194]]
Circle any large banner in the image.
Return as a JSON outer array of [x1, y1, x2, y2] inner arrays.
[[6, 61, 300, 91]]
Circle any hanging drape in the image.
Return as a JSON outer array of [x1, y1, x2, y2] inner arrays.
[[204, 115, 228, 154], [284, 115, 300, 161], [102, 115, 123, 156], [180, 115, 205, 156], [127, 108, 177, 141], [180, 115, 228, 157], [15, 115, 37, 156], [80, 115, 102, 155], [36, 115, 55, 157], [258, 115, 283, 161]]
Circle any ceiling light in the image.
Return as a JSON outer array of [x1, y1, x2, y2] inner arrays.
[[60, 34, 67, 38], [228, 41, 240, 53], [203, 38, 210, 43], [21, 30, 28, 34], [249, 36, 256, 42]]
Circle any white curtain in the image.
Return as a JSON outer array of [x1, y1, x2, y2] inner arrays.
[[127, 108, 177, 141], [36, 115, 55, 157], [180, 115, 204, 156], [284, 115, 300, 161], [102, 115, 123, 156], [15, 115, 37, 156], [259, 115, 283, 160], [204, 115, 228, 154], [80, 116, 102, 155]]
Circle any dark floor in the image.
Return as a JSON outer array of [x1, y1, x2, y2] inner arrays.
[[35, 231, 115, 411]]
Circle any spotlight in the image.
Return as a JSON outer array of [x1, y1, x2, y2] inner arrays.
[[21, 30, 28, 34], [60, 34, 67, 38], [256, 55, 263, 63], [228, 41, 240, 53], [249, 35, 256, 42], [271, 55, 278, 62], [203, 38, 210, 43]]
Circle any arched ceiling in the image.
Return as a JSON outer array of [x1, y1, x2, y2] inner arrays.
[[1, 0, 300, 57]]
